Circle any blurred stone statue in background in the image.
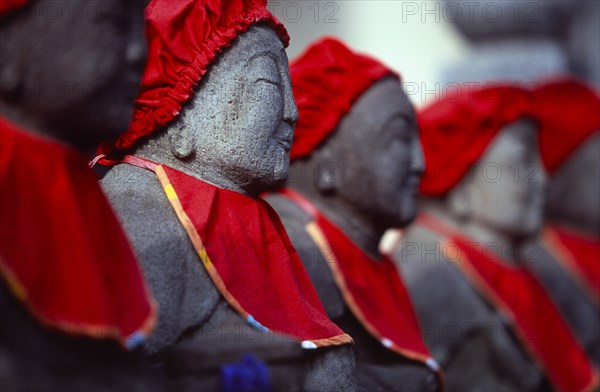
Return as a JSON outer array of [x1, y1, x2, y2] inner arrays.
[[0, 0, 162, 390], [98, 1, 356, 390], [428, 2, 600, 386], [441, 0, 600, 90], [529, 79, 600, 365], [266, 38, 442, 392], [391, 84, 598, 392]]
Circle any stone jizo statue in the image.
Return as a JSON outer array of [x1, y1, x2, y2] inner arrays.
[[392, 84, 598, 392], [266, 38, 442, 392], [529, 79, 600, 366], [99, 1, 356, 390], [0, 0, 162, 390]]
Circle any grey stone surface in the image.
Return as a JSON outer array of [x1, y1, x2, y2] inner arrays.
[[0, 0, 148, 152], [0, 1, 162, 390], [101, 24, 357, 391], [392, 120, 549, 390], [166, 301, 306, 392], [0, 279, 166, 392], [268, 77, 441, 391]]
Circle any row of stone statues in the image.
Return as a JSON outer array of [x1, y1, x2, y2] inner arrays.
[[0, 0, 598, 391], [389, 81, 600, 391]]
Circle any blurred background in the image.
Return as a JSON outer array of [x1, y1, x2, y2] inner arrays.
[[267, 0, 600, 106]]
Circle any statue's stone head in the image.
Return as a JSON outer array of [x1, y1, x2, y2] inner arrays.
[[447, 119, 546, 238], [419, 85, 547, 239], [105, 0, 294, 196], [160, 25, 297, 195], [287, 39, 423, 230], [0, 0, 148, 149]]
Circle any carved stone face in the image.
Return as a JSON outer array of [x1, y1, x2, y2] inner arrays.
[[0, 0, 148, 147], [450, 119, 547, 238], [169, 25, 298, 196], [320, 77, 424, 229], [546, 133, 600, 235]]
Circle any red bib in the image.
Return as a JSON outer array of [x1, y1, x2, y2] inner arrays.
[[0, 117, 155, 348], [542, 224, 600, 305], [278, 188, 439, 374], [418, 213, 599, 392], [115, 156, 351, 348]]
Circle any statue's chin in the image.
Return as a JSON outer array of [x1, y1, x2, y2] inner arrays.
[[390, 211, 418, 230], [267, 173, 289, 192], [271, 158, 290, 186], [243, 170, 288, 196], [389, 197, 419, 229], [488, 217, 542, 241]]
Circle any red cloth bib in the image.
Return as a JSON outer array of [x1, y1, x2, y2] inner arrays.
[[0, 117, 155, 348], [542, 224, 600, 305], [277, 188, 439, 374], [116, 156, 352, 348], [418, 213, 599, 392]]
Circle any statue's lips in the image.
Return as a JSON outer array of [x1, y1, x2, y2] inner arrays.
[[524, 189, 544, 209], [276, 126, 294, 151], [407, 176, 421, 195], [278, 138, 293, 150]]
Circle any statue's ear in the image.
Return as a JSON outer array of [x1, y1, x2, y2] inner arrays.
[[167, 119, 195, 159], [448, 182, 471, 222], [315, 158, 340, 195], [0, 61, 22, 100]]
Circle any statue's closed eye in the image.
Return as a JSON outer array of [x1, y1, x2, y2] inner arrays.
[[255, 78, 280, 86], [381, 115, 414, 144], [248, 55, 281, 87]]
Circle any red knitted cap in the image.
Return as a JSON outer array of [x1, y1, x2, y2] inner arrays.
[[0, 0, 28, 15], [289, 38, 398, 161], [419, 84, 534, 196], [534, 78, 600, 174], [104, 0, 289, 153]]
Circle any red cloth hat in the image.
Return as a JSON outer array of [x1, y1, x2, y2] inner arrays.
[[104, 0, 289, 153], [289, 38, 398, 161], [0, 0, 29, 15], [534, 78, 600, 174], [418, 84, 534, 196]]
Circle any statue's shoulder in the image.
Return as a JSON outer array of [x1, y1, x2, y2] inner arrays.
[[100, 164, 222, 356], [393, 224, 454, 280], [394, 223, 501, 326], [100, 164, 188, 246]]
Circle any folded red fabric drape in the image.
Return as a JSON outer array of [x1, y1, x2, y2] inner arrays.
[[0, 116, 156, 348], [114, 157, 352, 348]]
